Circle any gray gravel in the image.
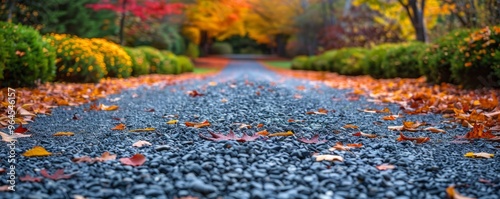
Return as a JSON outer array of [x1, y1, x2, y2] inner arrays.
[[1, 61, 499, 199]]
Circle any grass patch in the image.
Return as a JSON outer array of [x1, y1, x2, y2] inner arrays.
[[193, 67, 218, 74], [263, 61, 291, 69]]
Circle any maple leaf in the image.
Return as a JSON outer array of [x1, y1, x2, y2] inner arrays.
[[23, 146, 52, 157], [376, 164, 396, 171], [446, 185, 476, 199], [396, 132, 430, 144], [53, 132, 75, 136], [120, 154, 146, 166], [95, 152, 117, 162], [464, 123, 495, 139], [166, 120, 178, 124], [297, 134, 327, 144], [352, 132, 377, 138], [19, 174, 43, 182], [199, 131, 262, 142], [343, 124, 358, 129], [268, 131, 294, 137], [40, 169, 75, 180], [306, 108, 328, 115], [314, 154, 344, 162], [424, 127, 446, 133], [14, 124, 29, 133], [185, 120, 210, 128], [133, 140, 152, 147], [188, 90, 204, 97], [464, 152, 494, 159], [112, 123, 126, 130], [129, 127, 156, 132]]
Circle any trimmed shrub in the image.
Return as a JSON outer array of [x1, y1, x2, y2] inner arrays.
[[136, 46, 167, 74], [330, 47, 368, 76], [45, 34, 107, 83], [210, 42, 233, 55], [160, 50, 182, 74], [291, 56, 309, 70], [381, 42, 427, 78], [177, 56, 194, 73], [90, 38, 133, 78], [0, 22, 56, 87], [419, 29, 473, 84], [123, 47, 150, 76], [360, 44, 399, 78], [451, 26, 500, 88], [185, 42, 200, 59]]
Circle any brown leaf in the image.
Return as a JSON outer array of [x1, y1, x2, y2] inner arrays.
[[256, 123, 264, 128], [19, 174, 43, 182], [112, 123, 126, 130], [306, 108, 328, 115], [396, 132, 430, 144], [329, 142, 362, 151], [352, 131, 377, 138], [464, 123, 495, 139], [343, 124, 358, 129], [188, 90, 204, 97], [446, 185, 476, 199], [96, 151, 117, 162], [199, 131, 262, 142], [53, 132, 75, 136], [297, 134, 327, 144], [23, 146, 52, 157], [40, 169, 75, 180], [120, 154, 146, 166], [268, 131, 294, 137], [185, 120, 210, 128]]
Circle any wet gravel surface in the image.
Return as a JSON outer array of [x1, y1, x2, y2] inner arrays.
[[1, 61, 499, 199]]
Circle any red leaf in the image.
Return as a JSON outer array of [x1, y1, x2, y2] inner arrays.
[[297, 134, 327, 144], [396, 132, 430, 144], [188, 90, 204, 97], [199, 131, 262, 142], [20, 174, 43, 182], [14, 124, 28, 133], [40, 169, 74, 180], [120, 154, 146, 166]]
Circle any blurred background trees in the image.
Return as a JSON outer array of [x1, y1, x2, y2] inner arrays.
[[1, 0, 499, 57]]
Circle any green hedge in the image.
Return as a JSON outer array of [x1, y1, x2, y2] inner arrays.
[[291, 56, 309, 70], [136, 46, 167, 74], [177, 56, 194, 73], [330, 48, 368, 76], [123, 47, 150, 76], [0, 22, 56, 87], [381, 42, 427, 78], [161, 50, 182, 74], [360, 44, 399, 78]]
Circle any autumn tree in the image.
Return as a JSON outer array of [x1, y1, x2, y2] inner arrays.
[[442, 0, 500, 29], [182, 0, 248, 56]]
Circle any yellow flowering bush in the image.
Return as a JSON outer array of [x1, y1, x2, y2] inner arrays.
[[90, 38, 133, 78], [451, 26, 500, 88], [123, 47, 150, 76], [137, 46, 168, 74], [44, 34, 107, 83]]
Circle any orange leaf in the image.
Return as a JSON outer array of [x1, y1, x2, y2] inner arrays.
[[112, 123, 126, 130], [100, 104, 119, 111], [382, 115, 399, 121], [396, 132, 430, 144], [329, 142, 362, 151], [376, 164, 396, 171], [446, 185, 476, 199], [268, 131, 294, 137], [120, 154, 146, 166], [23, 146, 52, 157], [185, 120, 210, 128], [343, 124, 358, 129], [352, 131, 377, 138], [256, 129, 269, 136], [53, 132, 74, 136], [257, 123, 264, 128], [96, 151, 117, 162], [464, 123, 495, 139], [306, 108, 328, 115]]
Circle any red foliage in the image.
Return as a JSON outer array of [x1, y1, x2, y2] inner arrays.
[[86, 0, 183, 20]]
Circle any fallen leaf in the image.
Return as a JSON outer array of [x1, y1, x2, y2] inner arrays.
[[185, 120, 210, 128], [297, 134, 327, 144], [221, 98, 228, 103], [40, 169, 75, 180], [72, 156, 95, 163], [188, 90, 204, 97], [464, 152, 494, 159], [199, 131, 262, 142], [376, 164, 396, 171], [256, 129, 269, 136], [120, 154, 146, 166], [424, 127, 446, 133], [100, 104, 119, 111], [396, 132, 430, 144], [446, 185, 476, 199], [208, 81, 217, 86], [268, 131, 294, 137], [112, 123, 126, 130], [382, 115, 400, 121], [329, 142, 363, 151], [238, 123, 251, 129], [257, 123, 264, 128], [53, 132, 74, 136], [464, 123, 495, 139], [352, 132, 377, 138], [306, 108, 328, 115], [132, 140, 152, 147], [144, 108, 155, 112], [166, 120, 178, 124], [294, 94, 303, 99], [314, 154, 344, 162], [19, 174, 43, 182], [23, 146, 52, 157], [0, 185, 11, 191], [14, 124, 29, 133], [343, 124, 358, 129], [95, 151, 117, 162], [129, 127, 155, 132]]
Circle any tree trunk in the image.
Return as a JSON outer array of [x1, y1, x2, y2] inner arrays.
[[119, 0, 128, 46], [274, 34, 289, 57], [199, 30, 210, 56], [7, 0, 16, 23], [400, 0, 428, 42]]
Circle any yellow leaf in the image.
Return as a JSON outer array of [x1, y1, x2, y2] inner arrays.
[[53, 132, 75, 136], [166, 120, 178, 124], [101, 104, 119, 111], [129, 128, 156, 132], [23, 146, 52, 157], [464, 152, 494, 159], [268, 130, 294, 137]]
